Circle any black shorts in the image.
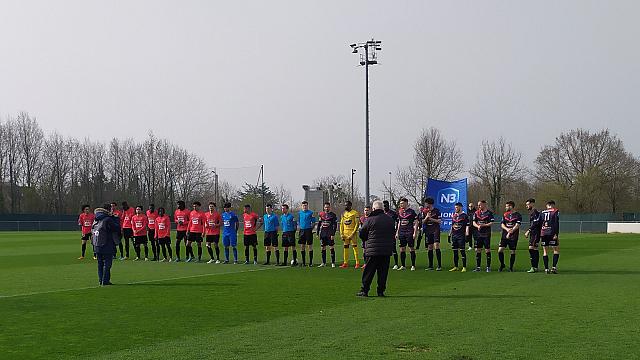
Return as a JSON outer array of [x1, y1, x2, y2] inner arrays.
[[206, 234, 220, 244], [398, 233, 415, 248], [123, 228, 134, 238], [475, 235, 491, 249], [81, 233, 91, 241], [451, 236, 466, 249], [264, 231, 278, 247], [320, 235, 335, 247], [499, 237, 518, 250], [466, 230, 474, 243], [134, 235, 148, 245], [158, 237, 171, 245], [540, 235, 559, 247], [244, 234, 258, 246], [298, 228, 314, 245], [529, 233, 540, 247], [176, 230, 187, 241], [282, 231, 296, 247], [426, 232, 441, 244], [147, 229, 155, 240], [188, 232, 203, 242]]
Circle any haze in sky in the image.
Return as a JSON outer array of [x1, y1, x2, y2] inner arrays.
[[1, 0, 639, 200]]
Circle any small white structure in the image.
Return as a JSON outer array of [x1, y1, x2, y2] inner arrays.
[[607, 222, 640, 234]]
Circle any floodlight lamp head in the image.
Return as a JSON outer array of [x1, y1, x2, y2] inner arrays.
[[352, 48, 358, 54], [350, 43, 357, 48]]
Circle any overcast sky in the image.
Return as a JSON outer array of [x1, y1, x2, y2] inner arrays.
[[1, 0, 638, 201]]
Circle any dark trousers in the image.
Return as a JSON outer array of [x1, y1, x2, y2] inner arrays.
[[97, 253, 113, 285], [361, 255, 390, 295]]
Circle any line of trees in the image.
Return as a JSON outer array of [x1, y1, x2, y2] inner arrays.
[[387, 127, 640, 214], [2, 113, 637, 215], [0, 112, 299, 216]]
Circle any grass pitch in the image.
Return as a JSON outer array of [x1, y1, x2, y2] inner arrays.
[[1, 231, 639, 359]]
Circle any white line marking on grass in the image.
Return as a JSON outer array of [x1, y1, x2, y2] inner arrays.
[[0, 267, 280, 299], [0, 285, 100, 299]]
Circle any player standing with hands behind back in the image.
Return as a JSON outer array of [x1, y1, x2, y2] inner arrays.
[[78, 205, 95, 260], [204, 202, 222, 264], [173, 200, 190, 262], [449, 202, 469, 272], [242, 204, 260, 265], [524, 199, 541, 273], [540, 201, 560, 274], [339, 201, 360, 269], [297, 201, 316, 267], [498, 201, 522, 272], [396, 198, 419, 271], [473, 200, 494, 272], [146, 204, 158, 261], [422, 197, 442, 271], [131, 206, 149, 261], [317, 202, 338, 268], [155, 207, 172, 262]]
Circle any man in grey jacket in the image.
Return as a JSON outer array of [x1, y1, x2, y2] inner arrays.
[[357, 200, 396, 297], [92, 206, 122, 286]]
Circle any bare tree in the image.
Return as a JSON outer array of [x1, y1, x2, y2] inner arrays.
[[16, 112, 44, 188], [395, 127, 464, 205], [4, 118, 22, 212], [217, 180, 239, 205], [0, 121, 6, 212], [142, 132, 159, 204], [107, 138, 123, 197], [471, 137, 524, 211], [41, 133, 73, 214], [273, 183, 293, 206], [379, 180, 398, 208], [535, 129, 634, 213], [602, 152, 637, 213], [394, 166, 424, 206]]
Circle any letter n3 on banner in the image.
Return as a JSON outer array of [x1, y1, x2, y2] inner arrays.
[[425, 178, 468, 232]]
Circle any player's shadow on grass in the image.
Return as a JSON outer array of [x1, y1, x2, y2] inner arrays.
[[125, 282, 241, 287], [562, 270, 640, 275], [390, 294, 529, 299]]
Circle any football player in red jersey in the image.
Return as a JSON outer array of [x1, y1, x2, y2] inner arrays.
[[173, 200, 190, 262], [131, 206, 149, 261], [77, 205, 95, 260], [155, 207, 173, 262], [204, 202, 222, 263], [242, 205, 260, 264], [186, 201, 206, 262], [146, 204, 159, 261], [121, 201, 135, 259]]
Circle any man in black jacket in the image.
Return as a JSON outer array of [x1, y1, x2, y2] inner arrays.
[[357, 200, 396, 297], [92, 206, 122, 286]]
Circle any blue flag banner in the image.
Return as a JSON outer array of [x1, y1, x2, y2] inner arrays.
[[425, 178, 468, 231]]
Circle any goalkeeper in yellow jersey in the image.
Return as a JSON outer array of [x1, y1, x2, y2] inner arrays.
[[339, 201, 361, 268]]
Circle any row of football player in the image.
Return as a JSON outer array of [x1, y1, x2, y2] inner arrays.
[[77, 197, 560, 274]]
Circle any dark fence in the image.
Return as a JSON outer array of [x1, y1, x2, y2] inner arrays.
[[0, 213, 638, 233]]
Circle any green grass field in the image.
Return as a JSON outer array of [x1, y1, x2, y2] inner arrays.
[[1, 231, 639, 360]]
